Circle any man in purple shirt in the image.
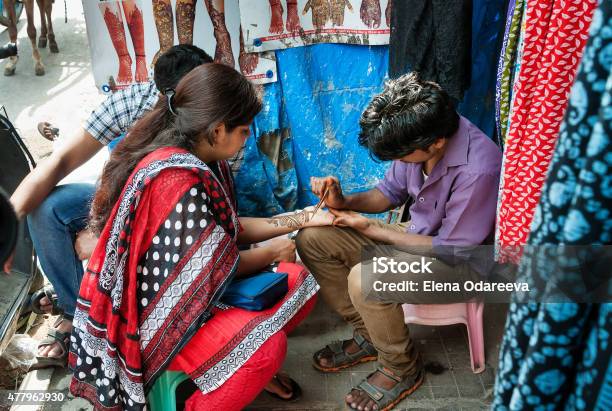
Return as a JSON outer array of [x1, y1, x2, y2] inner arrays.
[[296, 73, 502, 411]]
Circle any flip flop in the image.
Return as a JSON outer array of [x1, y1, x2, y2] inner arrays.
[[30, 284, 63, 315], [30, 317, 70, 370], [265, 373, 302, 402], [37, 122, 59, 141]]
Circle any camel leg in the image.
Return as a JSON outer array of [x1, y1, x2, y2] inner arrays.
[[46, 0, 58, 52], [36, 0, 47, 48], [25, 0, 45, 75], [3, 0, 19, 76]]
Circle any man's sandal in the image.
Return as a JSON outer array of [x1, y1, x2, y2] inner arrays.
[[30, 284, 63, 315], [313, 333, 377, 372], [30, 317, 70, 370], [348, 366, 424, 411]]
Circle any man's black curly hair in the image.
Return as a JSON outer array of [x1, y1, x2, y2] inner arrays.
[[358, 72, 459, 161]]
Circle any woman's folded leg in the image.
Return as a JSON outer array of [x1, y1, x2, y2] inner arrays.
[[184, 331, 287, 411]]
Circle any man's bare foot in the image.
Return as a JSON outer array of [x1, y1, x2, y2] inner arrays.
[[360, 0, 381, 28], [286, 0, 302, 33], [269, 0, 284, 34], [38, 318, 72, 358], [117, 54, 133, 85]]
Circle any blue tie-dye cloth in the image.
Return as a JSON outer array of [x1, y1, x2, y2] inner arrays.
[[234, 44, 391, 217], [493, 2, 612, 409]]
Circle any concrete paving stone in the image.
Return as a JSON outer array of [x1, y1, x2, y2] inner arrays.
[[418, 339, 445, 353], [457, 384, 485, 399], [437, 325, 466, 339], [325, 372, 354, 392], [426, 370, 456, 387], [407, 324, 440, 340], [447, 353, 473, 370], [422, 351, 452, 368], [431, 385, 460, 399], [441, 338, 470, 355], [478, 368, 496, 386], [452, 369, 483, 387]]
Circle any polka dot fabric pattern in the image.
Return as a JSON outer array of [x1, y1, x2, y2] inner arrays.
[[496, 0, 598, 263], [137, 183, 210, 312]]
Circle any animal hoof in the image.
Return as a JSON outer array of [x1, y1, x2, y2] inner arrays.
[[4, 66, 16, 76], [38, 36, 47, 48], [49, 42, 59, 53], [35, 64, 45, 76]]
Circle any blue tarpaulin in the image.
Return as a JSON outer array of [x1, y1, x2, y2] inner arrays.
[[235, 44, 390, 217], [235, 6, 505, 217]]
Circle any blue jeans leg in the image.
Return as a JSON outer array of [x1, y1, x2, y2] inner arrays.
[[27, 183, 96, 318]]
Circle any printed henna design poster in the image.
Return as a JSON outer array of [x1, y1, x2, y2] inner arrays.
[[239, 0, 391, 52], [82, 0, 277, 94]]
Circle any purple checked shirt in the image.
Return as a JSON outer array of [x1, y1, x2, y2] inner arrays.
[[376, 116, 502, 247]]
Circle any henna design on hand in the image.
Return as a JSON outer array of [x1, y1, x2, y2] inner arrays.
[[266, 209, 316, 229], [303, 0, 331, 30], [360, 0, 381, 28], [330, 0, 352, 27]]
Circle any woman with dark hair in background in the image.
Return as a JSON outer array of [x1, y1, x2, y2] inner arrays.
[[69, 63, 331, 410]]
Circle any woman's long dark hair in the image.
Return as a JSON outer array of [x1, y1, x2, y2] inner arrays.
[[89, 64, 262, 235]]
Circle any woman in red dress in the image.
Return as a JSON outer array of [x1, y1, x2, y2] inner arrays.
[[68, 63, 331, 410]]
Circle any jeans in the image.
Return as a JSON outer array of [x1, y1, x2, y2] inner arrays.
[[27, 183, 96, 318]]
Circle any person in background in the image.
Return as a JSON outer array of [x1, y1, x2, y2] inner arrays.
[[297, 72, 502, 411], [6, 45, 216, 368]]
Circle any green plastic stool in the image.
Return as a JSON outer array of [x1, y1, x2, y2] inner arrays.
[[147, 370, 189, 411]]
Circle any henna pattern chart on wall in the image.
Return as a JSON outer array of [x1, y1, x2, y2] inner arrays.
[[360, 0, 381, 29], [84, 0, 279, 93], [266, 209, 316, 229], [240, 0, 391, 53], [100, 2, 133, 86], [205, 0, 235, 67], [122, 1, 147, 82], [330, 0, 352, 27], [239, 29, 259, 75], [176, 0, 197, 45], [286, 0, 302, 33], [152, 0, 174, 65]]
